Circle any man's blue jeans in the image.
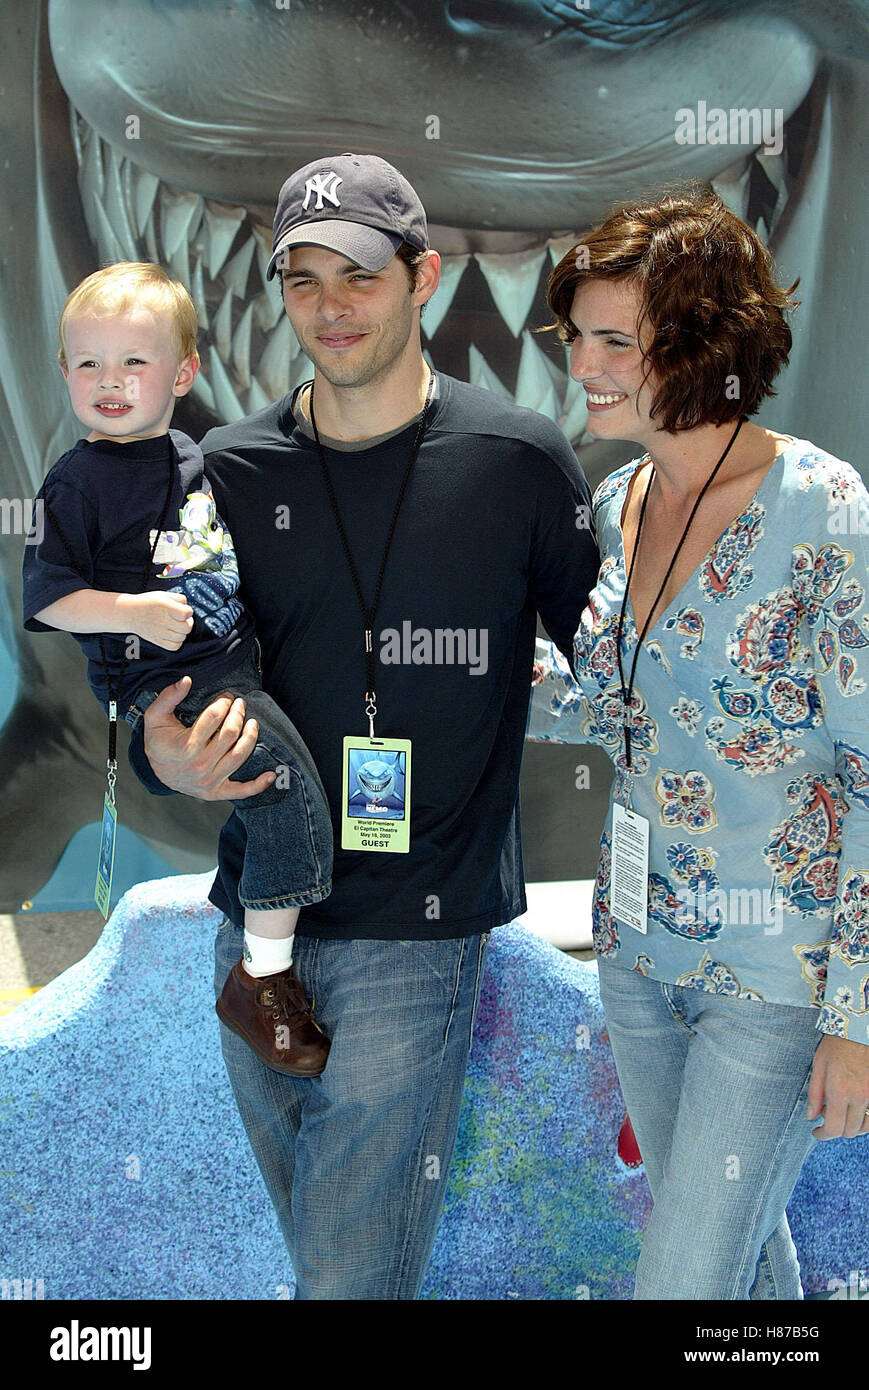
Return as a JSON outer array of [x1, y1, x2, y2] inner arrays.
[[598, 958, 822, 1300], [214, 916, 490, 1299]]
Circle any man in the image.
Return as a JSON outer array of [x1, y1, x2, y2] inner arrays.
[[132, 153, 599, 1298]]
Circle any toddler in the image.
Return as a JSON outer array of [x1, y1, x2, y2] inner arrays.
[[22, 261, 333, 1077]]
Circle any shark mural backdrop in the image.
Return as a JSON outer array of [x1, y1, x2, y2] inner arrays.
[[1, 0, 867, 911]]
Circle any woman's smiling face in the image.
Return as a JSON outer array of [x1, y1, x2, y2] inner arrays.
[[568, 278, 661, 448]]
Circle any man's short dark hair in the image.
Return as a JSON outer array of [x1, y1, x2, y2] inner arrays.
[[396, 242, 430, 320], [395, 241, 429, 294]]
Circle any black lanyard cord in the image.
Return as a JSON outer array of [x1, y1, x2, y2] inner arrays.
[[615, 415, 746, 771], [308, 371, 434, 722], [40, 436, 177, 768]]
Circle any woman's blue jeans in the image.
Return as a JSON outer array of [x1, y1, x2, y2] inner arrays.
[[214, 917, 490, 1299], [598, 958, 823, 1300]]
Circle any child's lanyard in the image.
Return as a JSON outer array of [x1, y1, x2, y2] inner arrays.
[[40, 437, 177, 808]]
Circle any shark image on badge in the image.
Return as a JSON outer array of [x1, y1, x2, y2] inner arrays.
[[341, 736, 412, 853]]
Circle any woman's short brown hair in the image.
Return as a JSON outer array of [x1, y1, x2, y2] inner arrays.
[[543, 186, 799, 431]]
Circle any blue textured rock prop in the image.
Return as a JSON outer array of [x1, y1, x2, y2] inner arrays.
[[0, 875, 864, 1299]]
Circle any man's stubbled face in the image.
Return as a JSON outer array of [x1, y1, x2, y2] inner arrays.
[[279, 247, 433, 394]]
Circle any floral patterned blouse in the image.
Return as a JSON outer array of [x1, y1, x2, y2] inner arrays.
[[529, 439, 869, 1044]]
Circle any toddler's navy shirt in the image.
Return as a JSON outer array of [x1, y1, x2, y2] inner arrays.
[[22, 429, 253, 710]]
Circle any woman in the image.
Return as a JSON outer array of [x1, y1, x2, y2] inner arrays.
[[531, 187, 869, 1299]]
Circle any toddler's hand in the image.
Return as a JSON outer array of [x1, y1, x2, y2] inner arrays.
[[531, 660, 547, 687], [126, 592, 194, 650]]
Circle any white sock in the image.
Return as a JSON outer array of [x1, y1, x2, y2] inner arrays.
[[242, 930, 294, 978]]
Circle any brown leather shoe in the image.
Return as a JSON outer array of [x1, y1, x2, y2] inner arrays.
[[216, 960, 330, 1076]]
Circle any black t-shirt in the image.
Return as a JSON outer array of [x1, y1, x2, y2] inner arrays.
[[21, 430, 254, 709], [130, 371, 600, 939]]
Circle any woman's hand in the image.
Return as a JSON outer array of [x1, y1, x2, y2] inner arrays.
[[807, 1033, 869, 1139]]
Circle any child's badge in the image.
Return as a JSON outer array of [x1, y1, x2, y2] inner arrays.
[[341, 736, 411, 853], [94, 793, 118, 918]]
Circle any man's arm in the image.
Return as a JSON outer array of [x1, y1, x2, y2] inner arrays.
[[525, 638, 591, 744], [521, 438, 599, 742], [527, 448, 599, 679]]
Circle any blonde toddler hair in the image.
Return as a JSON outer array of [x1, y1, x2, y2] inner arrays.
[[58, 261, 199, 370]]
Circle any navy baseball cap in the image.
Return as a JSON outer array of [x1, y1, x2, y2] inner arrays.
[[266, 153, 429, 280]]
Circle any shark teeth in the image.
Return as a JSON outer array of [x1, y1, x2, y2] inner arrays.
[[166, 235, 191, 296], [548, 235, 579, 267], [710, 148, 788, 243], [258, 317, 295, 400], [160, 188, 203, 261], [103, 145, 139, 260], [208, 352, 247, 423], [70, 107, 797, 438], [250, 224, 275, 297], [190, 365, 216, 414], [232, 303, 254, 390], [710, 154, 753, 221], [468, 343, 511, 399], [252, 288, 284, 333], [190, 255, 209, 332], [421, 254, 470, 340], [79, 123, 104, 231], [134, 169, 160, 237], [212, 287, 234, 364], [476, 246, 549, 339], [516, 329, 561, 421], [90, 197, 127, 265], [202, 199, 247, 280], [246, 377, 273, 415], [221, 236, 256, 298]]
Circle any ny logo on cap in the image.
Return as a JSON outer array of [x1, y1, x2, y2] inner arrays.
[[302, 171, 343, 212]]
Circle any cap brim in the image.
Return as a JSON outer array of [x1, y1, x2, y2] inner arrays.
[[266, 221, 403, 279]]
